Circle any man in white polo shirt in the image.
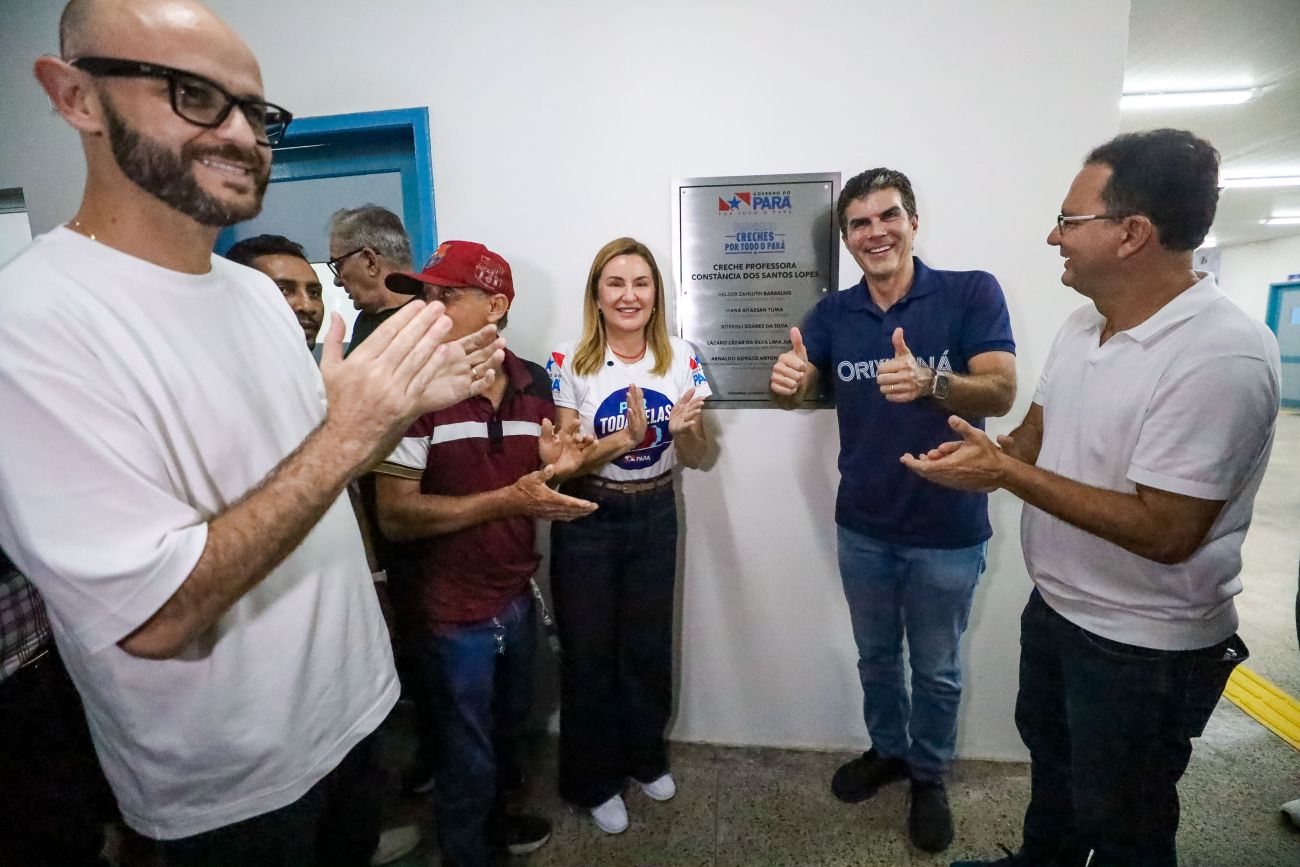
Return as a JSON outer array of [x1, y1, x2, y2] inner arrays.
[[903, 129, 1280, 867]]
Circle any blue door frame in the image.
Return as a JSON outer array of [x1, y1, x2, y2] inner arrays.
[[219, 107, 437, 264], [1266, 279, 1300, 409]]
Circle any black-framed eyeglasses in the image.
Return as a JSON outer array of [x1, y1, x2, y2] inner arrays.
[[70, 56, 293, 146], [1056, 213, 1125, 232], [326, 247, 367, 277]]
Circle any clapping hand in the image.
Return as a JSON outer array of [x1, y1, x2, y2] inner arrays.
[[668, 387, 706, 437], [900, 415, 1005, 493], [623, 383, 648, 448], [539, 416, 596, 479]]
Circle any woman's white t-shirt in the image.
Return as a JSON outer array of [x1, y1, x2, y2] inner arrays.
[[547, 336, 712, 481]]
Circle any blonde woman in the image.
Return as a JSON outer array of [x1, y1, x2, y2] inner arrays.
[[544, 237, 711, 834]]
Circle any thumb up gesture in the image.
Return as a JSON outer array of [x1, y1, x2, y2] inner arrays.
[[770, 327, 812, 398], [876, 327, 930, 403]]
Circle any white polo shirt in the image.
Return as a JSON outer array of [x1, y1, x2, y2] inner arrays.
[[1021, 273, 1280, 650]]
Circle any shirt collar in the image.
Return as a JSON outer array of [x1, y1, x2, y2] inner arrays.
[[1119, 272, 1223, 345], [845, 257, 936, 312], [500, 349, 534, 393]]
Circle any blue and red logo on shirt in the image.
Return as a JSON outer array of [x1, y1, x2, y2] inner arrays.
[[545, 352, 565, 394], [688, 355, 708, 389], [594, 387, 674, 470]]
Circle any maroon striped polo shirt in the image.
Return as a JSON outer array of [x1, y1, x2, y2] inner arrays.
[[377, 350, 554, 625]]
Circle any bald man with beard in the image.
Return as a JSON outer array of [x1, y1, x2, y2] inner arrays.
[[0, 1, 504, 864]]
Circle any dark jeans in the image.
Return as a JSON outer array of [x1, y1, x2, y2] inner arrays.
[[157, 730, 384, 867], [551, 479, 677, 808], [0, 645, 116, 867], [1016, 590, 1247, 867], [415, 592, 536, 867]]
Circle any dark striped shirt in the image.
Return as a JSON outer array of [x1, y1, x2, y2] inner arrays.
[[377, 351, 554, 624]]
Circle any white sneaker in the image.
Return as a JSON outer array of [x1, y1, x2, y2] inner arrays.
[[371, 825, 421, 865], [590, 794, 629, 834], [1283, 797, 1300, 830], [638, 772, 676, 801]]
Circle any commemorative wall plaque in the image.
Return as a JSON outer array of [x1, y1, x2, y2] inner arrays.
[[673, 172, 839, 406]]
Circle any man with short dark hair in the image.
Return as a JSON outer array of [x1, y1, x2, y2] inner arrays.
[[226, 233, 324, 346], [374, 241, 597, 867], [0, 2, 502, 864], [329, 205, 416, 353], [770, 168, 1017, 853], [910, 129, 1281, 867]]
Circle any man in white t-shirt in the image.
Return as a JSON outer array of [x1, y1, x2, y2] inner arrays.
[[906, 130, 1280, 867], [0, 1, 503, 864]]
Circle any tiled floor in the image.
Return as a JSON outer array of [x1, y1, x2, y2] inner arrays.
[[381, 712, 1298, 866], [385, 414, 1300, 866]]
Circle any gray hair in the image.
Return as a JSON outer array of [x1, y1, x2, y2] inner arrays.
[[328, 205, 412, 270]]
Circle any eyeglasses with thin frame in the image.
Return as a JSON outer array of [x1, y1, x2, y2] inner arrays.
[[70, 56, 293, 146], [423, 285, 486, 305], [1056, 213, 1126, 233], [326, 248, 367, 277]]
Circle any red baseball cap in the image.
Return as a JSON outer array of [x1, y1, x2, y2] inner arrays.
[[386, 240, 514, 302]]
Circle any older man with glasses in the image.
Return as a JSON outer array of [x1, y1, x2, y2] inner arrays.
[[0, 1, 502, 865], [328, 205, 420, 355]]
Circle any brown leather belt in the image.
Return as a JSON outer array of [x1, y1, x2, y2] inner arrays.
[[578, 472, 673, 494]]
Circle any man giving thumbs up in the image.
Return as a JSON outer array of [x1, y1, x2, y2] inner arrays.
[[768, 168, 1016, 855]]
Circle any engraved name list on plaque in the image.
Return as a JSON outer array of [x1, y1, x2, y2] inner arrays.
[[673, 172, 839, 406]]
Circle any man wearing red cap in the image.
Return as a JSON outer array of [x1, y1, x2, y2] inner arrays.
[[373, 241, 597, 867]]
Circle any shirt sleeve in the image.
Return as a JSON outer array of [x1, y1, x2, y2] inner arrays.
[[1128, 353, 1278, 500], [374, 417, 432, 481], [679, 340, 713, 400], [959, 273, 1017, 359], [0, 333, 205, 654], [547, 345, 580, 410]]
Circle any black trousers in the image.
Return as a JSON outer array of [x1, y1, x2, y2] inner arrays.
[[0, 645, 116, 867], [550, 480, 678, 808], [157, 729, 385, 867], [1016, 590, 1246, 867]]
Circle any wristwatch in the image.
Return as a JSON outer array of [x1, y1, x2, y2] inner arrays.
[[928, 369, 951, 400]]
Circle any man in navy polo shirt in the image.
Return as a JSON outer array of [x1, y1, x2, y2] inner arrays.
[[372, 241, 597, 867], [771, 167, 1016, 853]]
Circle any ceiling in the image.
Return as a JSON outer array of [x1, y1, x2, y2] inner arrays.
[[1121, 0, 1300, 248]]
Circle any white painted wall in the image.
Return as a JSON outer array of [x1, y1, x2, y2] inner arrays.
[[0, 0, 1131, 760], [1218, 233, 1300, 323]]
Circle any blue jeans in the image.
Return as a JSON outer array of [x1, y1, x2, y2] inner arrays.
[[836, 524, 985, 782], [1016, 590, 1247, 867], [414, 592, 535, 867]]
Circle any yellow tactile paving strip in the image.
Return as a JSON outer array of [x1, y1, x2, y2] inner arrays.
[[1223, 665, 1300, 751]]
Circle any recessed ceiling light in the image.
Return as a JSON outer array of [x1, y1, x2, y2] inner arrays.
[[1221, 176, 1300, 189], [1260, 217, 1300, 226], [1120, 89, 1256, 110]]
